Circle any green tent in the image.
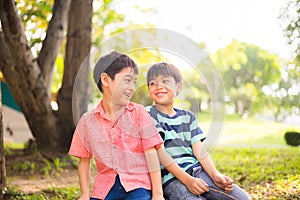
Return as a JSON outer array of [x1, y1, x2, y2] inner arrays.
[[1, 82, 21, 112]]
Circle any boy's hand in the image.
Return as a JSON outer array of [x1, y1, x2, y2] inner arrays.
[[186, 176, 209, 195], [78, 193, 90, 200], [151, 194, 165, 200], [213, 173, 233, 193]]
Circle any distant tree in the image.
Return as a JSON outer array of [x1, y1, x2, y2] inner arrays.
[[181, 70, 209, 113], [279, 0, 300, 58], [262, 62, 300, 121], [213, 40, 281, 116], [278, 0, 300, 121]]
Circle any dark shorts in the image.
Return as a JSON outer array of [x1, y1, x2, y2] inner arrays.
[[90, 175, 151, 200]]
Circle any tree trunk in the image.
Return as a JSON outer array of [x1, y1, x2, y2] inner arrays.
[[56, 0, 92, 152], [0, 0, 70, 154], [0, 0, 92, 154], [0, 82, 6, 200]]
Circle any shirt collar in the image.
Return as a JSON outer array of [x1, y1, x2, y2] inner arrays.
[[93, 100, 135, 116]]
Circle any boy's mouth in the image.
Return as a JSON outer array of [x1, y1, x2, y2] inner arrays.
[[155, 91, 167, 97], [124, 92, 132, 98]]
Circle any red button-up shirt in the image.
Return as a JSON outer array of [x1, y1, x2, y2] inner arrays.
[[69, 101, 163, 199]]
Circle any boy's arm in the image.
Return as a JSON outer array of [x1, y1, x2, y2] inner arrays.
[[192, 141, 233, 192], [144, 147, 164, 200], [78, 157, 91, 200], [157, 145, 209, 195]]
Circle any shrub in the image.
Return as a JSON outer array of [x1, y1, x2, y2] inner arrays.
[[284, 131, 300, 146]]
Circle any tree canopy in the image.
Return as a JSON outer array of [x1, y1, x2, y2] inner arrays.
[[212, 40, 282, 117]]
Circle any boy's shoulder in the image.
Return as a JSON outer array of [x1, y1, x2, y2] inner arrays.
[[127, 102, 148, 113], [175, 108, 195, 116], [145, 105, 153, 112], [128, 101, 143, 109], [77, 110, 95, 122]]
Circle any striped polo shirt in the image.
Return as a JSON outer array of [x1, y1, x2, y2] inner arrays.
[[146, 105, 206, 186]]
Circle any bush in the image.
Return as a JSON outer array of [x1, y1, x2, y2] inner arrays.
[[284, 131, 300, 146]]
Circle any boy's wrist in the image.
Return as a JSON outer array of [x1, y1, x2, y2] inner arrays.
[[212, 171, 222, 180], [181, 172, 194, 186], [151, 185, 163, 196], [152, 191, 164, 196], [79, 193, 90, 200]]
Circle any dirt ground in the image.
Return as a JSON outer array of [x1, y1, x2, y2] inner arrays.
[[5, 149, 81, 194], [8, 170, 79, 194]]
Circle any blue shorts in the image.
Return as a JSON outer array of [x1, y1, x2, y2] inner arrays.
[[163, 166, 251, 200], [90, 175, 151, 200]]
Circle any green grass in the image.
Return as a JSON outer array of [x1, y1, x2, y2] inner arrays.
[[211, 147, 300, 199], [198, 112, 300, 146], [6, 147, 299, 199], [4, 186, 80, 200], [4, 113, 300, 199]]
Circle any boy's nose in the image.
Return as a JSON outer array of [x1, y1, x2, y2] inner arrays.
[[157, 82, 167, 88], [157, 83, 164, 88], [129, 83, 136, 90]]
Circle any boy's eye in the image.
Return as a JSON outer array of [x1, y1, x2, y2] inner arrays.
[[162, 79, 169, 83], [149, 81, 156, 85], [124, 78, 137, 86]]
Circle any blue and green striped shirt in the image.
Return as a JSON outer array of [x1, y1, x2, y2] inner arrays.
[[146, 105, 206, 186]]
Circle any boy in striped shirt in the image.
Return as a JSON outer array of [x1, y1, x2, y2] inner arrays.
[[146, 62, 251, 200]]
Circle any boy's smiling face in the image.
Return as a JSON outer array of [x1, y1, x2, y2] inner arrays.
[[108, 67, 137, 106], [148, 75, 182, 106]]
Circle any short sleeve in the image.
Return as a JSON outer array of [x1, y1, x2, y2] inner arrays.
[[138, 106, 163, 150], [68, 115, 92, 158], [189, 112, 206, 144]]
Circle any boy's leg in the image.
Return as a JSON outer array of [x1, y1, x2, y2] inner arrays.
[[124, 188, 151, 200], [192, 166, 251, 200], [104, 175, 126, 200], [105, 175, 151, 200], [163, 178, 205, 200]]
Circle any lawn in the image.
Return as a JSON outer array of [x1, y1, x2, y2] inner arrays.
[[211, 147, 300, 199], [198, 112, 299, 146], [4, 113, 300, 199]]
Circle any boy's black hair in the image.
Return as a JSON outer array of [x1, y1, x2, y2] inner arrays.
[[147, 62, 182, 85], [93, 51, 138, 93]]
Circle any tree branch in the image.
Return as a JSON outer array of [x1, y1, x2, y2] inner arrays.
[[38, 0, 71, 90], [0, 31, 14, 73], [0, 0, 41, 82], [0, 0, 22, 37]]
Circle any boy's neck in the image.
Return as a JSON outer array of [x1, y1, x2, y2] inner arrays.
[[101, 98, 123, 121], [154, 104, 176, 117]]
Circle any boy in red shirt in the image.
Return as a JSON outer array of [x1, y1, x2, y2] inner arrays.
[[69, 51, 164, 200]]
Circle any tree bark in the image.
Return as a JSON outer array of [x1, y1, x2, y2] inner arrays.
[[56, 0, 92, 152], [0, 82, 6, 200], [0, 0, 70, 154], [0, 0, 92, 154], [38, 0, 71, 92]]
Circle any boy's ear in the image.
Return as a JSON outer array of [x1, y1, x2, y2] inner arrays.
[[176, 82, 182, 95], [100, 73, 110, 88]]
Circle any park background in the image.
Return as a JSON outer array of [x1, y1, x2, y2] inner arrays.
[[0, 0, 299, 199]]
